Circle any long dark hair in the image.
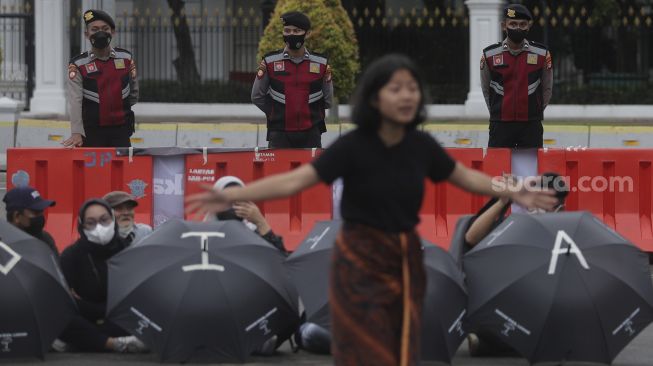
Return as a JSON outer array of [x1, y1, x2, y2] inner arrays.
[[350, 54, 427, 132]]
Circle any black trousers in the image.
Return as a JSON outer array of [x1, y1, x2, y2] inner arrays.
[[488, 121, 543, 148], [58, 315, 129, 352], [267, 126, 322, 148], [83, 124, 132, 148]]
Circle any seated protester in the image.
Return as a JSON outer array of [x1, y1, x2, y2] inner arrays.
[[58, 198, 147, 353], [465, 172, 569, 357], [206, 176, 288, 254], [103, 191, 152, 246], [3, 186, 58, 255]]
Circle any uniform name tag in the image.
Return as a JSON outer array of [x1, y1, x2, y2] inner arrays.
[[85, 62, 98, 73], [114, 59, 126, 69], [309, 62, 320, 74], [527, 53, 538, 65], [493, 55, 503, 66], [273, 61, 285, 72]]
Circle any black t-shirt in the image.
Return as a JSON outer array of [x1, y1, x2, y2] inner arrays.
[[312, 128, 456, 232]]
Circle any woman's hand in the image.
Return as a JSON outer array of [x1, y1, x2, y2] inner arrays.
[[509, 185, 557, 211], [185, 184, 231, 219]]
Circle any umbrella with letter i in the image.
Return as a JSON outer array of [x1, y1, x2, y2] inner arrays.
[[107, 219, 300, 363]]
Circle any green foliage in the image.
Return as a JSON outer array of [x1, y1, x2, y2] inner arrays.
[[257, 0, 360, 100]]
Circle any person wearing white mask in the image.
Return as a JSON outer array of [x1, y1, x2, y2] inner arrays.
[[103, 191, 152, 246], [205, 176, 287, 254], [58, 198, 147, 353]]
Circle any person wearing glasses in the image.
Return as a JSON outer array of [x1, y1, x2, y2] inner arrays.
[[251, 11, 333, 148], [58, 199, 147, 353], [480, 4, 553, 149]]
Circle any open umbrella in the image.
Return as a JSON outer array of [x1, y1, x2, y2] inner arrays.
[[286, 221, 468, 363], [0, 221, 75, 359], [463, 211, 653, 364], [421, 245, 468, 364], [106, 219, 300, 363], [285, 220, 341, 330]]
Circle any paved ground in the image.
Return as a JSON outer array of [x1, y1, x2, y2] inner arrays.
[[3, 324, 653, 366]]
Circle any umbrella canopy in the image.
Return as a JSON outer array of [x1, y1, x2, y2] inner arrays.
[[286, 221, 468, 363], [421, 244, 468, 364], [0, 221, 75, 359], [463, 211, 653, 364], [285, 220, 342, 330], [106, 219, 300, 363]]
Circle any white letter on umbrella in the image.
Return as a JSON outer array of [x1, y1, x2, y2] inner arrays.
[[548, 230, 590, 275], [0, 240, 21, 275], [181, 232, 226, 272]]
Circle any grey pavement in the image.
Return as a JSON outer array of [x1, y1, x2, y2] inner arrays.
[[3, 323, 653, 366]]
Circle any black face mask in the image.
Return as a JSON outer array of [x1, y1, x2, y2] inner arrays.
[[216, 208, 243, 222], [25, 215, 46, 236], [283, 34, 306, 50], [506, 28, 528, 44], [90, 31, 112, 49]]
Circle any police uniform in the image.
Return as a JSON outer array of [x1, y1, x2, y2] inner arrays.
[[480, 5, 553, 148], [67, 10, 138, 148], [251, 12, 334, 148]]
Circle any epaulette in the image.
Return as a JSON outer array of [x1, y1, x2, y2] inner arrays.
[[69, 51, 89, 64], [263, 49, 284, 58], [113, 47, 133, 55], [483, 42, 503, 53], [528, 41, 548, 50]]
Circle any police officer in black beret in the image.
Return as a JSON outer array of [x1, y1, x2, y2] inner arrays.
[[64, 9, 139, 148], [251, 11, 334, 148], [480, 3, 553, 149]]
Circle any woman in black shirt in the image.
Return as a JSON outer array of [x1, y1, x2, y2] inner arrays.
[[187, 54, 557, 366]]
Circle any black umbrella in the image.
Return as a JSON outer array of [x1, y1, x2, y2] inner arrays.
[[285, 220, 342, 330], [463, 211, 653, 364], [0, 221, 76, 359], [421, 244, 468, 364], [106, 219, 300, 363], [286, 221, 468, 363]]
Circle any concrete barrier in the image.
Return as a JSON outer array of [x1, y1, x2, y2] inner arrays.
[[131, 123, 177, 147], [424, 124, 488, 148], [589, 126, 653, 148], [257, 124, 342, 147], [15, 119, 70, 147], [177, 123, 258, 148], [543, 125, 590, 148]]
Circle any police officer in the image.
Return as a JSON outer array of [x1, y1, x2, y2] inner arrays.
[[480, 4, 553, 148], [251, 11, 334, 148], [63, 9, 138, 148]]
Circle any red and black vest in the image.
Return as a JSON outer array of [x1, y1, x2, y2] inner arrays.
[[71, 48, 134, 129], [264, 49, 328, 132], [484, 40, 548, 122]]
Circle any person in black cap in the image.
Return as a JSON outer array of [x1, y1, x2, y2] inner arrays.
[[480, 3, 553, 149], [251, 11, 334, 148], [3, 186, 58, 254], [63, 9, 138, 148], [103, 191, 152, 246]]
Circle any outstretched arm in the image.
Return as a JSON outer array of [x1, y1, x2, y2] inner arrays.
[[186, 164, 321, 218], [464, 198, 510, 246]]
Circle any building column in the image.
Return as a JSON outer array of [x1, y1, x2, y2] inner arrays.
[[464, 0, 504, 118], [79, 0, 116, 51], [29, 0, 69, 114]]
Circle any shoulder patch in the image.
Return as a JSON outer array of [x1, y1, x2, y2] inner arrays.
[[129, 60, 137, 79], [68, 64, 78, 79], [545, 51, 552, 70], [480, 55, 486, 70], [325, 64, 332, 83], [257, 60, 266, 79]]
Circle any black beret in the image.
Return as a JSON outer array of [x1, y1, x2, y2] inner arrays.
[[84, 9, 115, 29], [281, 11, 311, 31], [504, 4, 532, 21]]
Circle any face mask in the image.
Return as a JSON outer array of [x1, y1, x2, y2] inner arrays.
[[506, 28, 528, 44], [216, 208, 243, 222], [84, 221, 115, 245], [25, 215, 46, 236], [118, 223, 134, 239], [90, 31, 112, 49], [283, 34, 306, 50]]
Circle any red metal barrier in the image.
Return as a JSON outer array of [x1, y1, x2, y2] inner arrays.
[[538, 149, 653, 252], [184, 149, 333, 250], [6, 148, 153, 251], [418, 148, 512, 249]]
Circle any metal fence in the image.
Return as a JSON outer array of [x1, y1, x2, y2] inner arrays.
[[64, 1, 653, 105], [0, 0, 34, 109]]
